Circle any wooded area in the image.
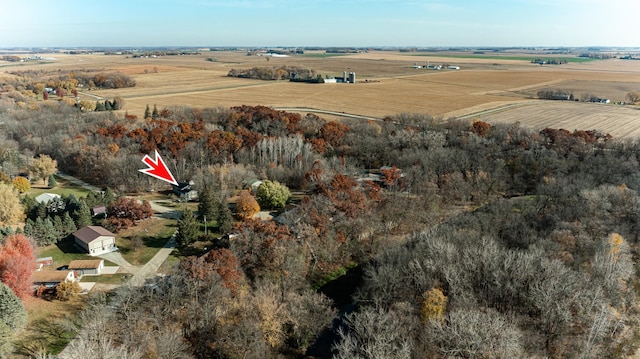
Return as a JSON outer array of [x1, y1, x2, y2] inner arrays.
[[1, 96, 640, 357]]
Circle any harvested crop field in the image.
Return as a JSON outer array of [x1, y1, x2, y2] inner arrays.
[[3, 50, 640, 137], [466, 101, 640, 139]]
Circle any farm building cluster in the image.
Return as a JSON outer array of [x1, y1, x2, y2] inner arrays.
[[31, 225, 120, 295], [412, 62, 460, 70]]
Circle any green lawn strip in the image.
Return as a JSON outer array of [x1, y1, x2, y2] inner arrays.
[[26, 175, 93, 199], [79, 273, 131, 284], [26, 177, 90, 202]]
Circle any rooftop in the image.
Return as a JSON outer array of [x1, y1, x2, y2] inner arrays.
[[32, 270, 73, 283], [68, 259, 104, 269], [73, 226, 116, 244]]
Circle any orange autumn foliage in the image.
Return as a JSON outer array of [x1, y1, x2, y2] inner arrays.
[[0, 234, 35, 299]]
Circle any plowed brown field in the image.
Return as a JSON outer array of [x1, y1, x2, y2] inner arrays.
[[3, 50, 640, 137], [462, 101, 640, 139]]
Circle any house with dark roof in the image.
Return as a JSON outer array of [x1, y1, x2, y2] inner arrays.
[[172, 180, 198, 201], [73, 226, 117, 256], [91, 205, 107, 217]]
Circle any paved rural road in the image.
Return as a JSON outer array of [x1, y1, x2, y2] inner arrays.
[[127, 235, 176, 287], [55, 171, 102, 192]]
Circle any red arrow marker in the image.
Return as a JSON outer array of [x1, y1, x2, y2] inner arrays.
[[139, 150, 179, 186]]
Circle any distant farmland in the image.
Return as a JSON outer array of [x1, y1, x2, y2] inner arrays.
[[3, 50, 640, 137], [412, 53, 598, 63], [467, 101, 640, 139]]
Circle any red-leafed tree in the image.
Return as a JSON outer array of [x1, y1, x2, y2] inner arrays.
[[319, 121, 350, 149], [206, 130, 243, 162], [42, 90, 49, 100], [0, 234, 35, 299], [202, 248, 243, 295], [472, 121, 491, 137], [55, 87, 64, 98], [380, 166, 403, 189], [321, 174, 368, 219], [105, 197, 154, 231]]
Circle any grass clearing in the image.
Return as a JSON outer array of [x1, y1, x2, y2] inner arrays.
[[27, 176, 92, 199], [37, 238, 115, 267], [116, 217, 175, 265], [80, 273, 131, 284], [12, 296, 85, 357]]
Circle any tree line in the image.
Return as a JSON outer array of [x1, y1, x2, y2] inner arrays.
[[2, 95, 640, 356], [227, 65, 317, 81]]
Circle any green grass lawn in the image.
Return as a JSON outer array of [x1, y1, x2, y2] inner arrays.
[[27, 175, 93, 199], [80, 273, 131, 284], [116, 218, 176, 265], [37, 238, 116, 268]]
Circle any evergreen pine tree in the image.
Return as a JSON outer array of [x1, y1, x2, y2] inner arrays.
[[62, 212, 77, 237], [21, 196, 38, 220], [144, 104, 151, 119], [152, 104, 159, 119], [198, 186, 218, 222], [73, 200, 93, 228], [84, 191, 99, 207], [23, 219, 35, 238], [65, 194, 81, 215], [176, 208, 199, 247], [0, 281, 27, 355], [41, 217, 57, 245], [95, 101, 106, 111], [53, 215, 65, 240], [48, 174, 57, 188], [103, 187, 117, 206], [33, 217, 45, 246], [36, 201, 47, 219], [217, 198, 234, 234], [104, 100, 112, 111]]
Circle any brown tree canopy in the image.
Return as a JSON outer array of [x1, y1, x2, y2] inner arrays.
[[234, 190, 260, 220]]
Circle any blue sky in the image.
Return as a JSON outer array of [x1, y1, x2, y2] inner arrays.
[[1, 0, 637, 48]]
